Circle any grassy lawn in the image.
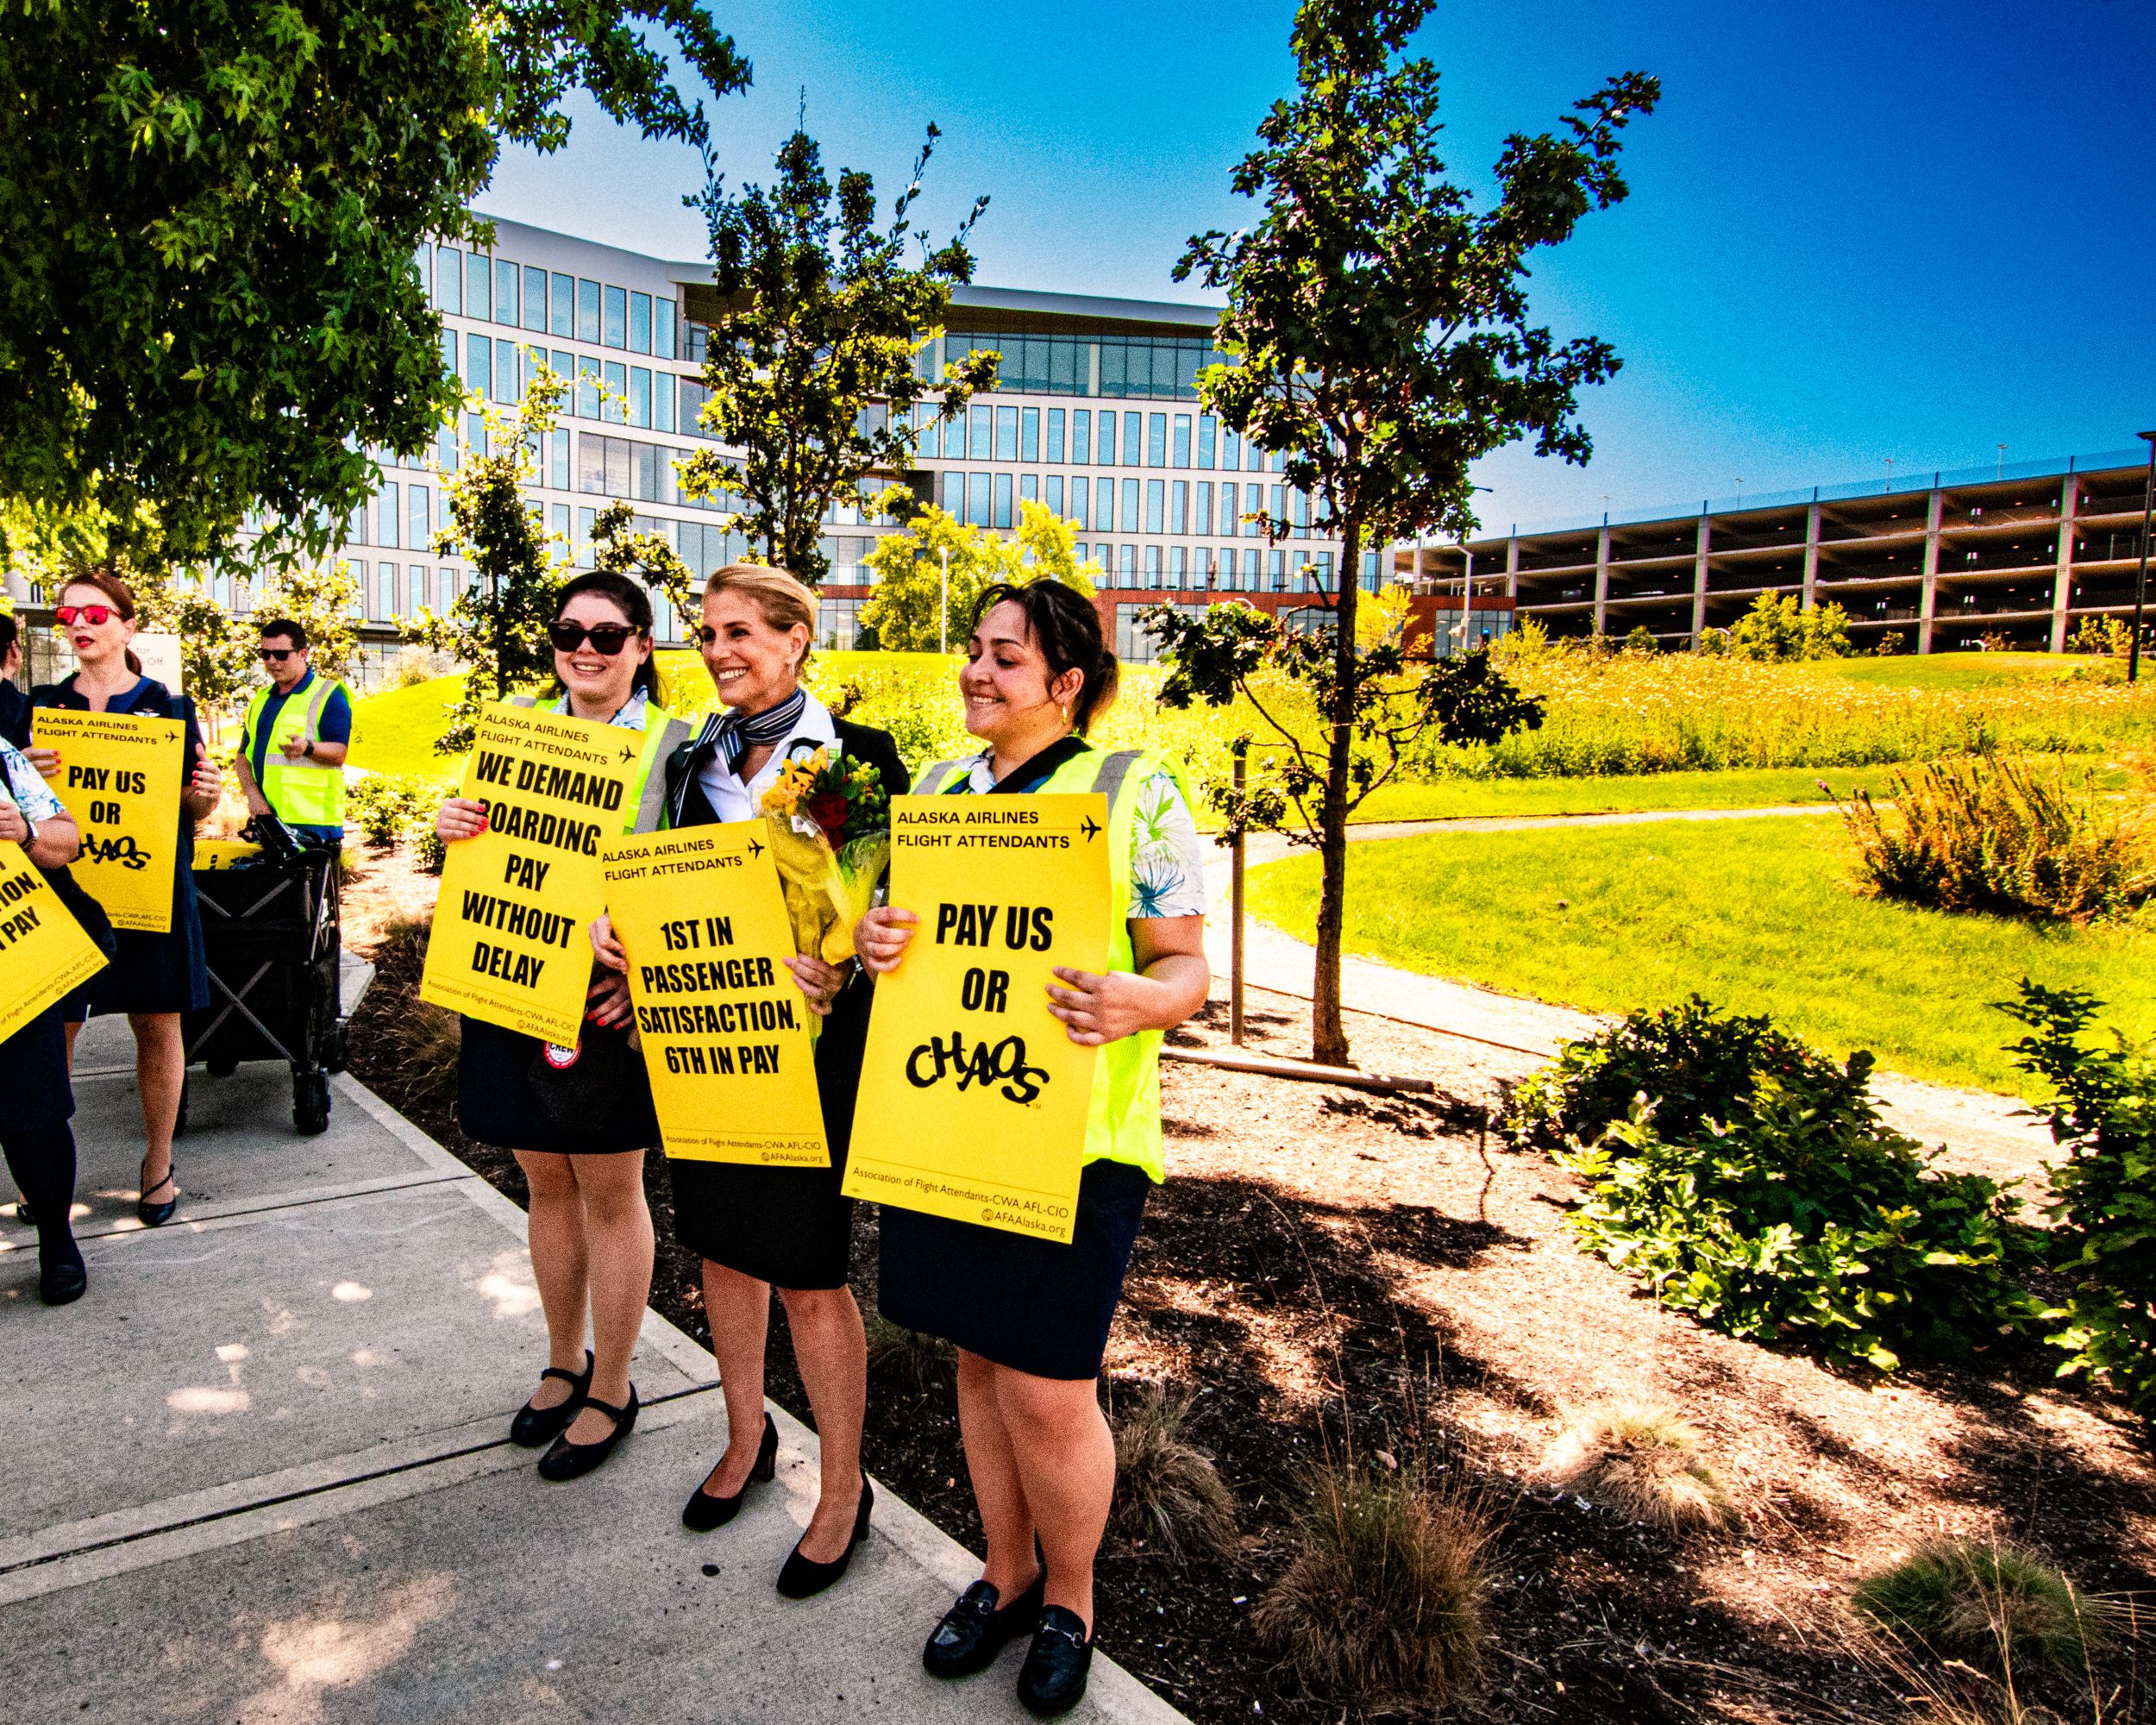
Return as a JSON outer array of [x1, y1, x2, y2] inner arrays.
[[1245, 812, 2156, 1098], [1807, 651, 2104, 691], [347, 681, 465, 781], [1349, 764, 1901, 824]]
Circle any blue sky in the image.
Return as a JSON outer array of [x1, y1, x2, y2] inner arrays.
[[480, 0, 2156, 536]]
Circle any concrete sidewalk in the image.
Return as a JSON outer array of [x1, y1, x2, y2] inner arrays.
[[2, 1023, 1182, 1724], [1204, 817, 2055, 1180]]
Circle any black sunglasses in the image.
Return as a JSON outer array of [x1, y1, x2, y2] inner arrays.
[[548, 622, 637, 655], [258, 647, 300, 662]]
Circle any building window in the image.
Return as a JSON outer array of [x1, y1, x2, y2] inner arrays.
[[1269, 550, 1286, 592], [1145, 545, 1163, 589], [1148, 413, 1168, 467], [629, 367, 652, 428], [993, 473, 1013, 529], [968, 405, 991, 461], [577, 507, 595, 564], [1172, 414, 1192, 468], [465, 333, 491, 400], [407, 485, 430, 551], [1221, 426, 1242, 471], [377, 480, 400, 549], [1145, 479, 1164, 535], [492, 341, 517, 405], [604, 284, 627, 348], [1119, 544, 1138, 580], [494, 258, 518, 324], [1169, 546, 1188, 589], [1120, 478, 1141, 534], [550, 273, 573, 337], [551, 503, 571, 556], [1018, 406, 1040, 463], [549, 430, 570, 490], [1293, 487, 1310, 536], [1270, 485, 1287, 532], [1071, 475, 1090, 530], [1097, 411, 1117, 466], [654, 375, 674, 434], [408, 564, 430, 614], [1019, 473, 1038, 506], [436, 247, 462, 315], [602, 361, 627, 424], [548, 348, 573, 394], [576, 279, 601, 344], [1195, 481, 1213, 536], [576, 356, 600, 419], [1046, 474, 1065, 516], [522, 267, 546, 332], [466, 252, 490, 321], [1046, 408, 1065, 464], [373, 562, 396, 622], [655, 296, 676, 360], [629, 292, 652, 354], [968, 472, 992, 527], [940, 471, 962, 516], [1197, 415, 1216, 469], [1124, 412, 1144, 469], [1170, 480, 1188, 536], [995, 406, 1018, 461]]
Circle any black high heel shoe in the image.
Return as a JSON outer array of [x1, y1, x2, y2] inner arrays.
[[682, 1411, 777, 1531], [136, 1164, 178, 1228], [510, 1349, 593, 1447], [775, 1473, 873, 1598], [537, 1385, 637, 1482]]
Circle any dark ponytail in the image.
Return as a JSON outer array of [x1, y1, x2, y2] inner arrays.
[[971, 580, 1119, 734], [551, 571, 665, 710]]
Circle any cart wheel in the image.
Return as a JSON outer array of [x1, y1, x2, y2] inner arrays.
[[294, 1070, 331, 1136], [325, 1020, 350, 1075], [173, 1076, 191, 1138], [208, 1056, 238, 1079]]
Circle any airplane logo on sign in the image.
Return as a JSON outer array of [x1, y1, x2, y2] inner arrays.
[[617, 743, 638, 764], [1079, 816, 1101, 843], [746, 837, 765, 860]]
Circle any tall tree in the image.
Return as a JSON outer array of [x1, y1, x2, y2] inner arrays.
[[406, 371, 568, 755], [0, 1, 748, 575], [1163, 0, 1658, 1066], [679, 124, 998, 586], [861, 502, 1100, 653]]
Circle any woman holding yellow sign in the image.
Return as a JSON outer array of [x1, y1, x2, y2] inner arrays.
[[628, 562, 906, 1597], [434, 573, 692, 1483], [856, 581, 1208, 1717], [31, 569, 222, 1229]]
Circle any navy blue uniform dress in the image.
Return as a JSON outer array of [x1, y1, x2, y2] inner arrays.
[[33, 675, 210, 1018]]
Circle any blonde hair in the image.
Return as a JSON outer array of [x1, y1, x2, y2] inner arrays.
[[704, 562, 817, 670]]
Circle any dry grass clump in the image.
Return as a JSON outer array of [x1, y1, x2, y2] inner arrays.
[[862, 1305, 955, 1395], [1852, 1538, 2111, 1674], [1251, 1461, 1490, 1710], [1834, 752, 2156, 924], [360, 913, 460, 1109], [1541, 1400, 1741, 1534], [1106, 1379, 1237, 1561]]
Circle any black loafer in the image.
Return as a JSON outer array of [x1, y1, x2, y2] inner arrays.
[[775, 1474, 873, 1598], [1017, 1605, 1093, 1718], [924, 1571, 1046, 1678], [537, 1385, 637, 1482], [510, 1350, 593, 1447], [683, 1412, 778, 1531], [39, 1242, 86, 1308]]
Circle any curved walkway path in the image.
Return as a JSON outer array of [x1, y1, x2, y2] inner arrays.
[[1206, 807, 2053, 1183]]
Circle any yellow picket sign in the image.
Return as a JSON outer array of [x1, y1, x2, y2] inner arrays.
[[194, 839, 264, 872], [32, 708, 185, 932], [843, 793, 1111, 1244], [418, 702, 646, 1045], [601, 825, 828, 1167], [0, 843, 109, 1044]]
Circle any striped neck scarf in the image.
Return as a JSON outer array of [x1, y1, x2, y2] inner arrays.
[[711, 685, 809, 775]]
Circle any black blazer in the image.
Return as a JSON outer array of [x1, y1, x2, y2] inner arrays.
[[660, 714, 911, 1045]]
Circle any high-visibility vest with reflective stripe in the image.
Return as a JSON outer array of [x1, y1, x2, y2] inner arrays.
[[912, 746, 1193, 1183], [241, 674, 353, 828], [506, 693, 691, 836]]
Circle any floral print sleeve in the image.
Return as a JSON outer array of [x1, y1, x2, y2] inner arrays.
[[1126, 769, 1207, 920]]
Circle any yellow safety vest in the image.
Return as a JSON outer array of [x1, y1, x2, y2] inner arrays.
[[509, 693, 691, 836], [913, 746, 1195, 1183], [241, 674, 353, 828]]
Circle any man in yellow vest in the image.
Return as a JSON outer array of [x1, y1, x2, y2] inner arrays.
[[235, 618, 353, 844]]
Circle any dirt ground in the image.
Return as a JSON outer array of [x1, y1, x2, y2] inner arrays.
[[343, 844, 2155, 1723]]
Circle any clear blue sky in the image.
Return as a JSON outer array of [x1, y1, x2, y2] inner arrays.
[[480, 0, 2156, 536]]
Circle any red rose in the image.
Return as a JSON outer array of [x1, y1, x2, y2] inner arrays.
[[806, 791, 849, 837]]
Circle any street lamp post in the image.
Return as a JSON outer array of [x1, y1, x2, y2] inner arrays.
[[2131, 431, 2156, 683], [938, 544, 950, 656]]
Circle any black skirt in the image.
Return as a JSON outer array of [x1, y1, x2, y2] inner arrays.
[[456, 1015, 659, 1155], [0, 1005, 75, 1135], [878, 1157, 1152, 1382], [668, 969, 872, 1292], [74, 859, 208, 1019]]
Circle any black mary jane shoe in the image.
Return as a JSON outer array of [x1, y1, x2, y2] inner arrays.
[[1016, 1605, 1094, 1718], [510, 1349, 593, 1448], [136, 1164, 179, 1229], [924, 1571, 1047, 1678], [774, 1474, 873, 1598], [682, 1411, 778, 1531], [537, 1385, 638, 1482], [39, 1241, 87, 1308]]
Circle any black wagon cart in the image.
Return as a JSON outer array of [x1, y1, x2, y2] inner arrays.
[[182, 819, 347, 1134]]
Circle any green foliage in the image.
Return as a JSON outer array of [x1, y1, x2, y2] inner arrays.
[[1695, 625, 1730, 657], [1852, 1538, 2106, 1672], [680, 125, 993, 585], [1876, 629, 1908, 656], [590, 498, 696, 657], [2001, 982, 2156, 1414], [859, 502, 1099, 652], [1169, 0, 1655, 1063], [2068, 615, 2130, 656], [405, 373, 567, 754], [1835, 753, 2156, 925], [133, 576, 254, 724], [347, 774, 433, 847], [402, 806, 446, 875], [1622, 624, 1658, 655], [1728, 593, 1852, 662], [0, 0, 746, 573], [1520, 997, 2037, 1371], [255, 559, 362, 685]]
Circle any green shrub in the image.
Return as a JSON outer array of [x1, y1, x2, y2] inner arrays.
[[1835, 752, 2156, 925], [348, 773, 432, 847], [2001, 981, 2156, 1414], [1519, 999, 2037, 1372], [1852, 1538, 2108, 1672], [401, 807, 446, 875]]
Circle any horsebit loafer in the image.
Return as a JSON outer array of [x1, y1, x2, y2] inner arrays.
[[1016, 1604, 1093, 1717], [923, 1572, 1046, 1678]]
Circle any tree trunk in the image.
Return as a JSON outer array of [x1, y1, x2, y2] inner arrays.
[[1310, 516, 1360, 1067]]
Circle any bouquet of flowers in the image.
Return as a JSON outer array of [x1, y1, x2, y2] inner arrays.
[[760, 743, 891, 972]]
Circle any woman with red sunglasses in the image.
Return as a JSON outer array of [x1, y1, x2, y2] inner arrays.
[[433, 572, 692, 1482], [28, 568, 222, 1229]]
